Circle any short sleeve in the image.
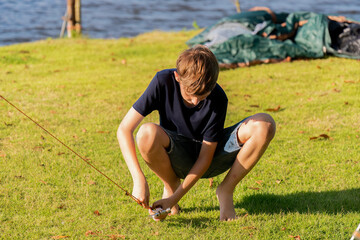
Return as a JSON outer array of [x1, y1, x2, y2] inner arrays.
[[132, 73, 161, 117]]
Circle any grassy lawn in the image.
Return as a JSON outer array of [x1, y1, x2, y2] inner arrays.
[[0, 30, 359, 239]]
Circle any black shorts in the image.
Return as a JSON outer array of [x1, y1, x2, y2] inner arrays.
[[162, 117, 249, 179]]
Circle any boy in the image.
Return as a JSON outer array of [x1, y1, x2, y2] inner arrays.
[[117, 45, 275, 221]]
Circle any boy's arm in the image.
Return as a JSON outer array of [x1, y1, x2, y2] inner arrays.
[[117, 107, 149, 207], [152, 140, 217, 210]]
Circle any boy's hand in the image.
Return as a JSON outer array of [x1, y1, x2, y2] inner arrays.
[[150, 197, 177, 221], [132, 179, 150, 208]]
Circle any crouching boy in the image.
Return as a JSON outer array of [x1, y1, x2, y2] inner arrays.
[[117, 45, 276, 221]]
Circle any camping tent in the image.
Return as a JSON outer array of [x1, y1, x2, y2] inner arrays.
[[187, 10, 360, 68]]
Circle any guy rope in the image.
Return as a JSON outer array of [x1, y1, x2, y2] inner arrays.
[[0, 95, 149, 209]]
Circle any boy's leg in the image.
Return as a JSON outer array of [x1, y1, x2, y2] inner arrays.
[[216, 113, 276, 221], [136, 123, 181, 214]]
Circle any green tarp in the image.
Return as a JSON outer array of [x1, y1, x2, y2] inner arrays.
[[187, 10, 360, 67]]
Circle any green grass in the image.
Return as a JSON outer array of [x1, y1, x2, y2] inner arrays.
[[0, 30, 359, 239]]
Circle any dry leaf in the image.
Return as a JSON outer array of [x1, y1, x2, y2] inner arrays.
[[0, 152, 6, 158], [50, 110, 57, 114], [33, 146, 44, 151], [51, 236, 69, 239], [94, 210, 102, 216], [57, 152, 65, 156], [58, 204, 66, 209], [332, 88, 341, 93], [97, 131, 110, 134], [87, 181, 96, 185], [276, 179, 282, 184], [85, 230, 99, 236], [248, 187, 260, 190], [121, 59, 127, 65], [107, 234, 126, 239], [298, 131, 305, 134], [249, 104, 259, 108], [82, 128, 87, 133], [40, 180, 47, 185], [289, 235, 301, 240], [255, 180, 263, 185], [265, 105, 281, 112], [309, 134, 331, 140], [281, 227, 287, 231], [209, 178, 213, 188], [242, 226, 257, 230], [344, 80, 355, 83]]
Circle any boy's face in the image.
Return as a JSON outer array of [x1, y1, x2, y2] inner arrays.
[[174, 71, 210, 108]]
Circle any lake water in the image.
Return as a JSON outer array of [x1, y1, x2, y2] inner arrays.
[[1, 0, 360, 46]]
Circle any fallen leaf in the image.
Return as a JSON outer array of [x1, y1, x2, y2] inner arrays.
[[249, 104, 259, 108], [121, 59, 127, 65], [281, 227, 287, 231], [85, 230, 99, 236], [40, 180, 47, 185], [94, 210, 102, 216], [57, 152, 65, 156], [51, 236, 69, 239], [298, 131, 305, 134], [265, 105, 281, 112], [276, 179, 282, 184], [309, 134, 331, 140], [344, 80, 355, 83], [82, 128, 87, 133], [87, 181, 96, 185], [0, 152, 6, 158], [242, 226, 257, 230], [152, 232, 159, 236], [255, 180, 263, 185], [344, 101, 349, 105], [332, 88, 341, 93], [209, 178, 213, 188], [243, 94, 251, 99], [33, 146, 44, 151], [50, 110, 57, 114], [248, 187, 260, 190], [107, 234, 126, 239], [73, 135, 78, 139], [97, 131, 110, 134], [289, 235, 301, 240], [58, 204, 66, 209]]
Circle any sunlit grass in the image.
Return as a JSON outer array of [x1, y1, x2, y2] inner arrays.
[[0, 30, 359, 239]]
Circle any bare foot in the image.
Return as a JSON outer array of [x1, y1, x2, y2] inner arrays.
[[216, 184, 236, 221], [162, 180, 181, 216]]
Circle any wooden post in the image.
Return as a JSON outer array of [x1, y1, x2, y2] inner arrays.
[[234, 0, 241, 13], [66, 0, 81, 38], [74, 0, 81, 34], [66, 0, 74, 38]]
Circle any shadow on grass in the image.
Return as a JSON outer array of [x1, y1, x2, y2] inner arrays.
[[177, 188, 360, 221], [238, 188, 360, 214]]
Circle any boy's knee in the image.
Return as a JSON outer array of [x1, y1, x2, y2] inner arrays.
[[136, 123, 159, 153], [253, 113, 276, 141]]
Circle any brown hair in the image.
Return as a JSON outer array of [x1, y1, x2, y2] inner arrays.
[[176, 45, 219, 96]]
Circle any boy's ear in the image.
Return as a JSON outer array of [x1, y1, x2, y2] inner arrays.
[[174, 71, 180, 82]]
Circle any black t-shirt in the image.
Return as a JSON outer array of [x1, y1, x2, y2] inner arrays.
[[133, 69, 228, 142]]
